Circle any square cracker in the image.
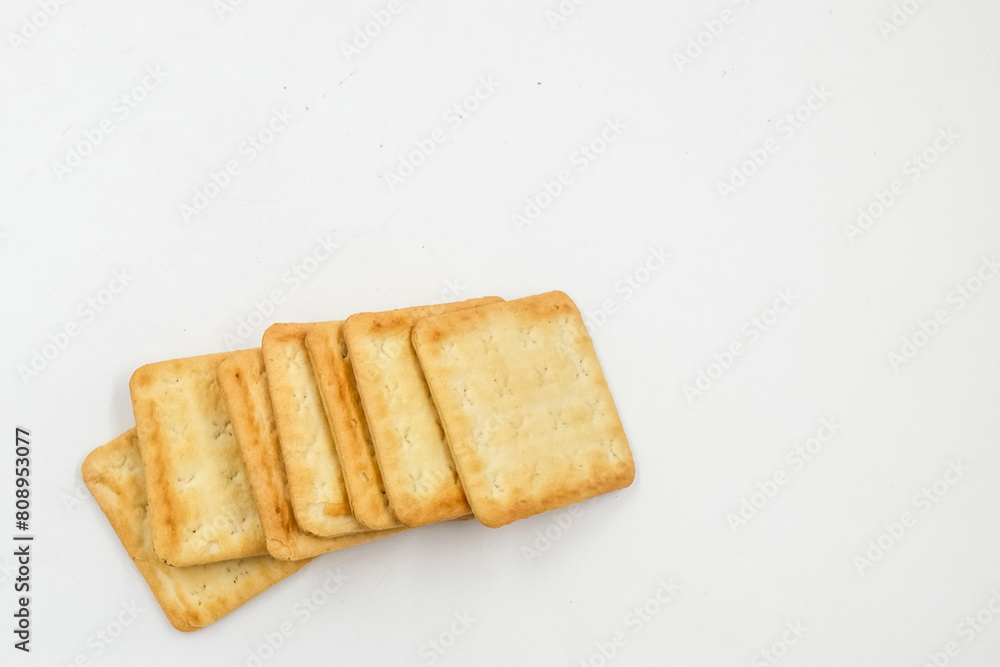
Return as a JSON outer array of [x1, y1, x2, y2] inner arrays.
[[218, 348, 404, 559], [261, 323, 366, 538], [411, 290, 635, 528], [130, 351, 266, 566], [81, 429, 310, 631], [305, 322, 400, 531], [343, 297, 502, 527]]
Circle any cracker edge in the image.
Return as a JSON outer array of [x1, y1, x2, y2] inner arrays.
[[304, 323, 401, 531], [261, 322, 367, 538], [220, 348, 406, 558]]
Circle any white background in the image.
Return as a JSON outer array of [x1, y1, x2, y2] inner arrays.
[[2, 0, 1000, 665]]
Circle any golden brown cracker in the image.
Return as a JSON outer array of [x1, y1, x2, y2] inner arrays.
[[411, 291, 635, 528], [219, 348, 404, 559], [129, 351, 266, 566], [81, 429, 309, 631], [343, 297, 501, 527], [305, 322, 400, 531], [261, 323, 366, 538]]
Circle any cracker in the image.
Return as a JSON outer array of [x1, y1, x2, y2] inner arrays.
[[411, 291, 635, 528], [305, 323, 400, 531], [81, 429, 310, 631], [219, 349, 404, 559], [343, 297, 502, 527], [129, 351, 266, 566], [261, 323, 366, 537]]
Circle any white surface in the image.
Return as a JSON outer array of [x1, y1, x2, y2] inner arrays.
[[2, 1, 1000, 665]]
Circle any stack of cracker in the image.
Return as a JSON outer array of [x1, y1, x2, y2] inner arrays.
[[82, 291, 635, 631]]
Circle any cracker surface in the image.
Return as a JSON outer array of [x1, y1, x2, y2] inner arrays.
[[412, 291, 635, 528], [343, 297, 501, 527], [219, 348, 403, 558], [261, 323, 366, 538], [129, 351, 266, 566], [305, 322, 400, 531]]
